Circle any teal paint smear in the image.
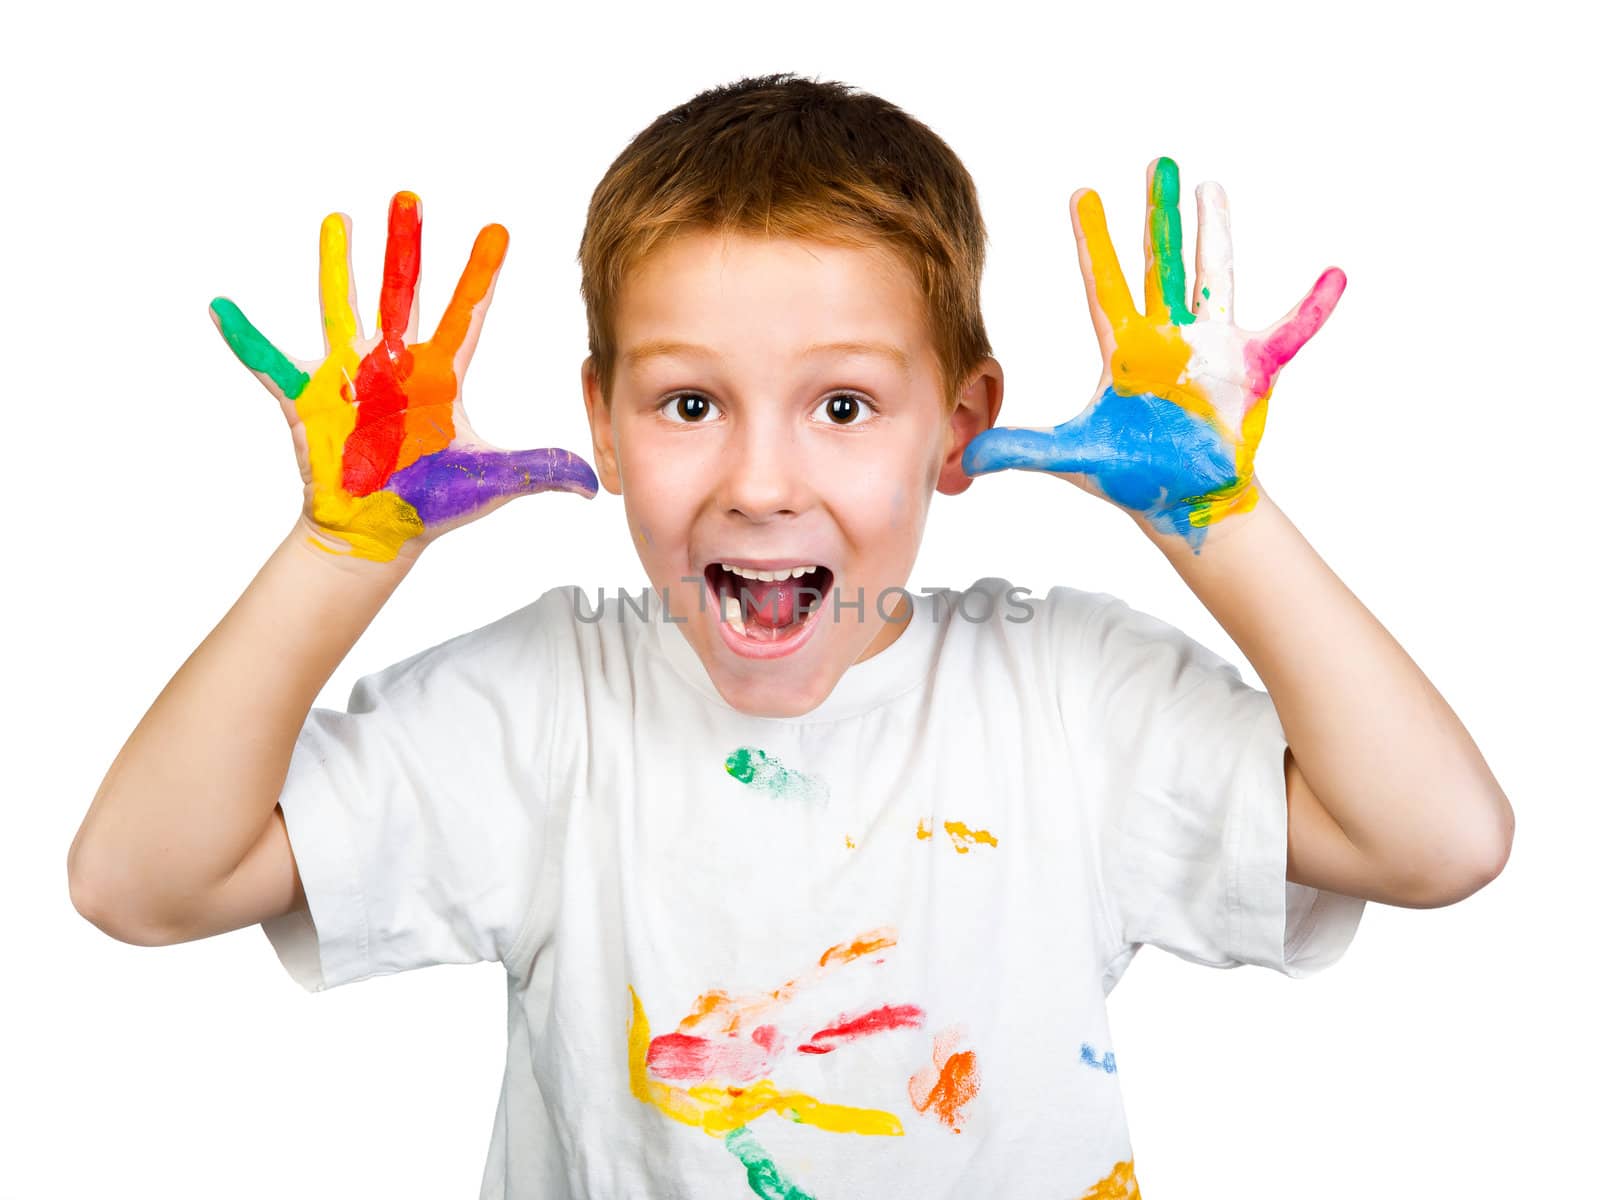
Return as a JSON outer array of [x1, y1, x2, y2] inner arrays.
[[1150, 158, 1195, 326], [725, 747, 829, 805], [723, 1125, 817, 1200], [210, 298, 310, 399], [1202, 286, 1211, 299]]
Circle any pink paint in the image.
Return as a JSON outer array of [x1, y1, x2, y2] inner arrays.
[[1244, 267, 1347, 397]]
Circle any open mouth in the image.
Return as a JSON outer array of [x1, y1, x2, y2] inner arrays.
[[703, 562, 835, 644]]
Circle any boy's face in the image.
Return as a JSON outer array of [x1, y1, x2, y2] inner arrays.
[[582, 229, 1001, 718]]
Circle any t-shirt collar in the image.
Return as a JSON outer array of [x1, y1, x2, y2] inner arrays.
[[642, 583, 939, 722]]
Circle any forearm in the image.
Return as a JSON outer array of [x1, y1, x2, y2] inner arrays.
[[1141, 486, 1513, 888], [68, 517, 418, 935]]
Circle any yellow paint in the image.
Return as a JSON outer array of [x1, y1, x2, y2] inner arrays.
[[942, 821, 998, 854], [628, 986, 904, 1137], [318, 214, 358, 350], [1074, 191, 1136, 327], [916, 818, 998, 853], [293, 350, 428, 561], [844, 835, 856, 849], [1079, 1157, 1141, 1199], [1189, 391, 1268, 530]]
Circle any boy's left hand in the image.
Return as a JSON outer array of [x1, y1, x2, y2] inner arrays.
[[962, 157, 1346, 553]]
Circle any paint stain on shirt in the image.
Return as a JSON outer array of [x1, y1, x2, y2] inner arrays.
[[908, 1024, 981, 1133], [916, 817, 999, 853], [1079, 1157, 1141, 1199], [725, 747, 829, 805]]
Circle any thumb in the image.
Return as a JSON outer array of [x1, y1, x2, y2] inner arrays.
[[962, 422, 1101, 478], [386, 446, 600, 527]]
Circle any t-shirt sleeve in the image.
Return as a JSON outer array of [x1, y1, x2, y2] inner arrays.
[[1050, 587, 1364, 986], [260, 592, 562, 993]]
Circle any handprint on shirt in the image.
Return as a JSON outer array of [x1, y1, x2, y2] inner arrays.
[[210, 191, 597, 563], [963, 157, 1345, 554], [628, 927, 921, 1138], [629, 926, 982, 1196]]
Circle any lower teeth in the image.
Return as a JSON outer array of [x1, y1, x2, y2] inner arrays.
[[719, 588, 809, 641], [720, 591, 747, 636]]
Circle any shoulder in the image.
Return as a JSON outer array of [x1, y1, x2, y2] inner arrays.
[[1026, 584, 1233, 674], [940, 577, 1124, 654], [351, 585, 588, 703]]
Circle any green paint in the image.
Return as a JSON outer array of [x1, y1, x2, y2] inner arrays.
[[725, 747, 829, 805], [723, 1126, 816, 1200], [1150, 158, 1196, 326], [1202, 286, 1211, 299], [210, 298, 309, 398]]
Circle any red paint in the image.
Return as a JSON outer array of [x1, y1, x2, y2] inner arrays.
[[341, 192, 426, 496], [380, 192, 422, 347], [798, 1003, 925, 1054], [646, 1030, 782, 1083], [341, 347, 412, 496]]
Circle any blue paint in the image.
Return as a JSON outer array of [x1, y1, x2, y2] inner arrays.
[[961, 385, 1237, 551], [1079, 1042, 1117, 1074]]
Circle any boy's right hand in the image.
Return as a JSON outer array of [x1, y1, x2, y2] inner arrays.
[[210, 191, 599, 564]]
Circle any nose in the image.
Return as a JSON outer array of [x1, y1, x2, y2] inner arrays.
[[717, 408, 810, 521]]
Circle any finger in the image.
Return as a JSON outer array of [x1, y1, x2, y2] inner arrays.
[[961, 421, 1105, 478], [209, 297, 309, 401], [1247, 268, 1347, 388], [1143, 157, 1194, 326], [431, 222, 509, 363], [1193, 181, 1234, 321], [318, 211, 362, 353], [1070, 188, 1136, 347], [387, 446, 600, 524], [378, 190, 422, 348]]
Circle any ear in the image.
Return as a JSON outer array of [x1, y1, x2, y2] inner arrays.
[[936, 357, 1004, 495], [580, 356, 624, 495]]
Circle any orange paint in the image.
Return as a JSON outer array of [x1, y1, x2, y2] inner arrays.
[[908, 1024, 981, 1132]]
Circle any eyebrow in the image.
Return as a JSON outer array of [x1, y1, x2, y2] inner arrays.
[[622, 339, 911, 378]]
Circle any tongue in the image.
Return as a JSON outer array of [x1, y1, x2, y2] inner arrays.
[[739, 577, 800, 628]]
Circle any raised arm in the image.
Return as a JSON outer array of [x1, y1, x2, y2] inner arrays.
[[68, 193, 597, 944], [69, 520, 416, 944], [963, 157, 1513, 907]]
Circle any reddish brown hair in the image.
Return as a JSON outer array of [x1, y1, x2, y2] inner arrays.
[[577, 73, 993, 411]]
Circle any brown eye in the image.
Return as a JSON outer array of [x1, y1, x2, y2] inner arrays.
[[816, 392, 874, 426], [663, 393, 719, 423]]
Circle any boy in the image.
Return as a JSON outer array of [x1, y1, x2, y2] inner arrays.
[[68, 74, 1513, 1199]]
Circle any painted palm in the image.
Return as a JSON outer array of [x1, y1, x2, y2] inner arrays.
[[963, 158, 1345, 553], [210, 191, 598, 563]]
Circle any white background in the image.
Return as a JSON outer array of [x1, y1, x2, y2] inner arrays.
[[5, 0, 1591, 1195]]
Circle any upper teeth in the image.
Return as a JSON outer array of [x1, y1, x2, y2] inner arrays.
[[721, 563, 816, 581]]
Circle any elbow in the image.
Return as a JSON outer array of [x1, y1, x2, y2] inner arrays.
[[1397, 794, 1515, 909], [68, 842, 173, 948]]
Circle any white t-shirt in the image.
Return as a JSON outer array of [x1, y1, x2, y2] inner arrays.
[[262, 577, 1364, 1199]]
